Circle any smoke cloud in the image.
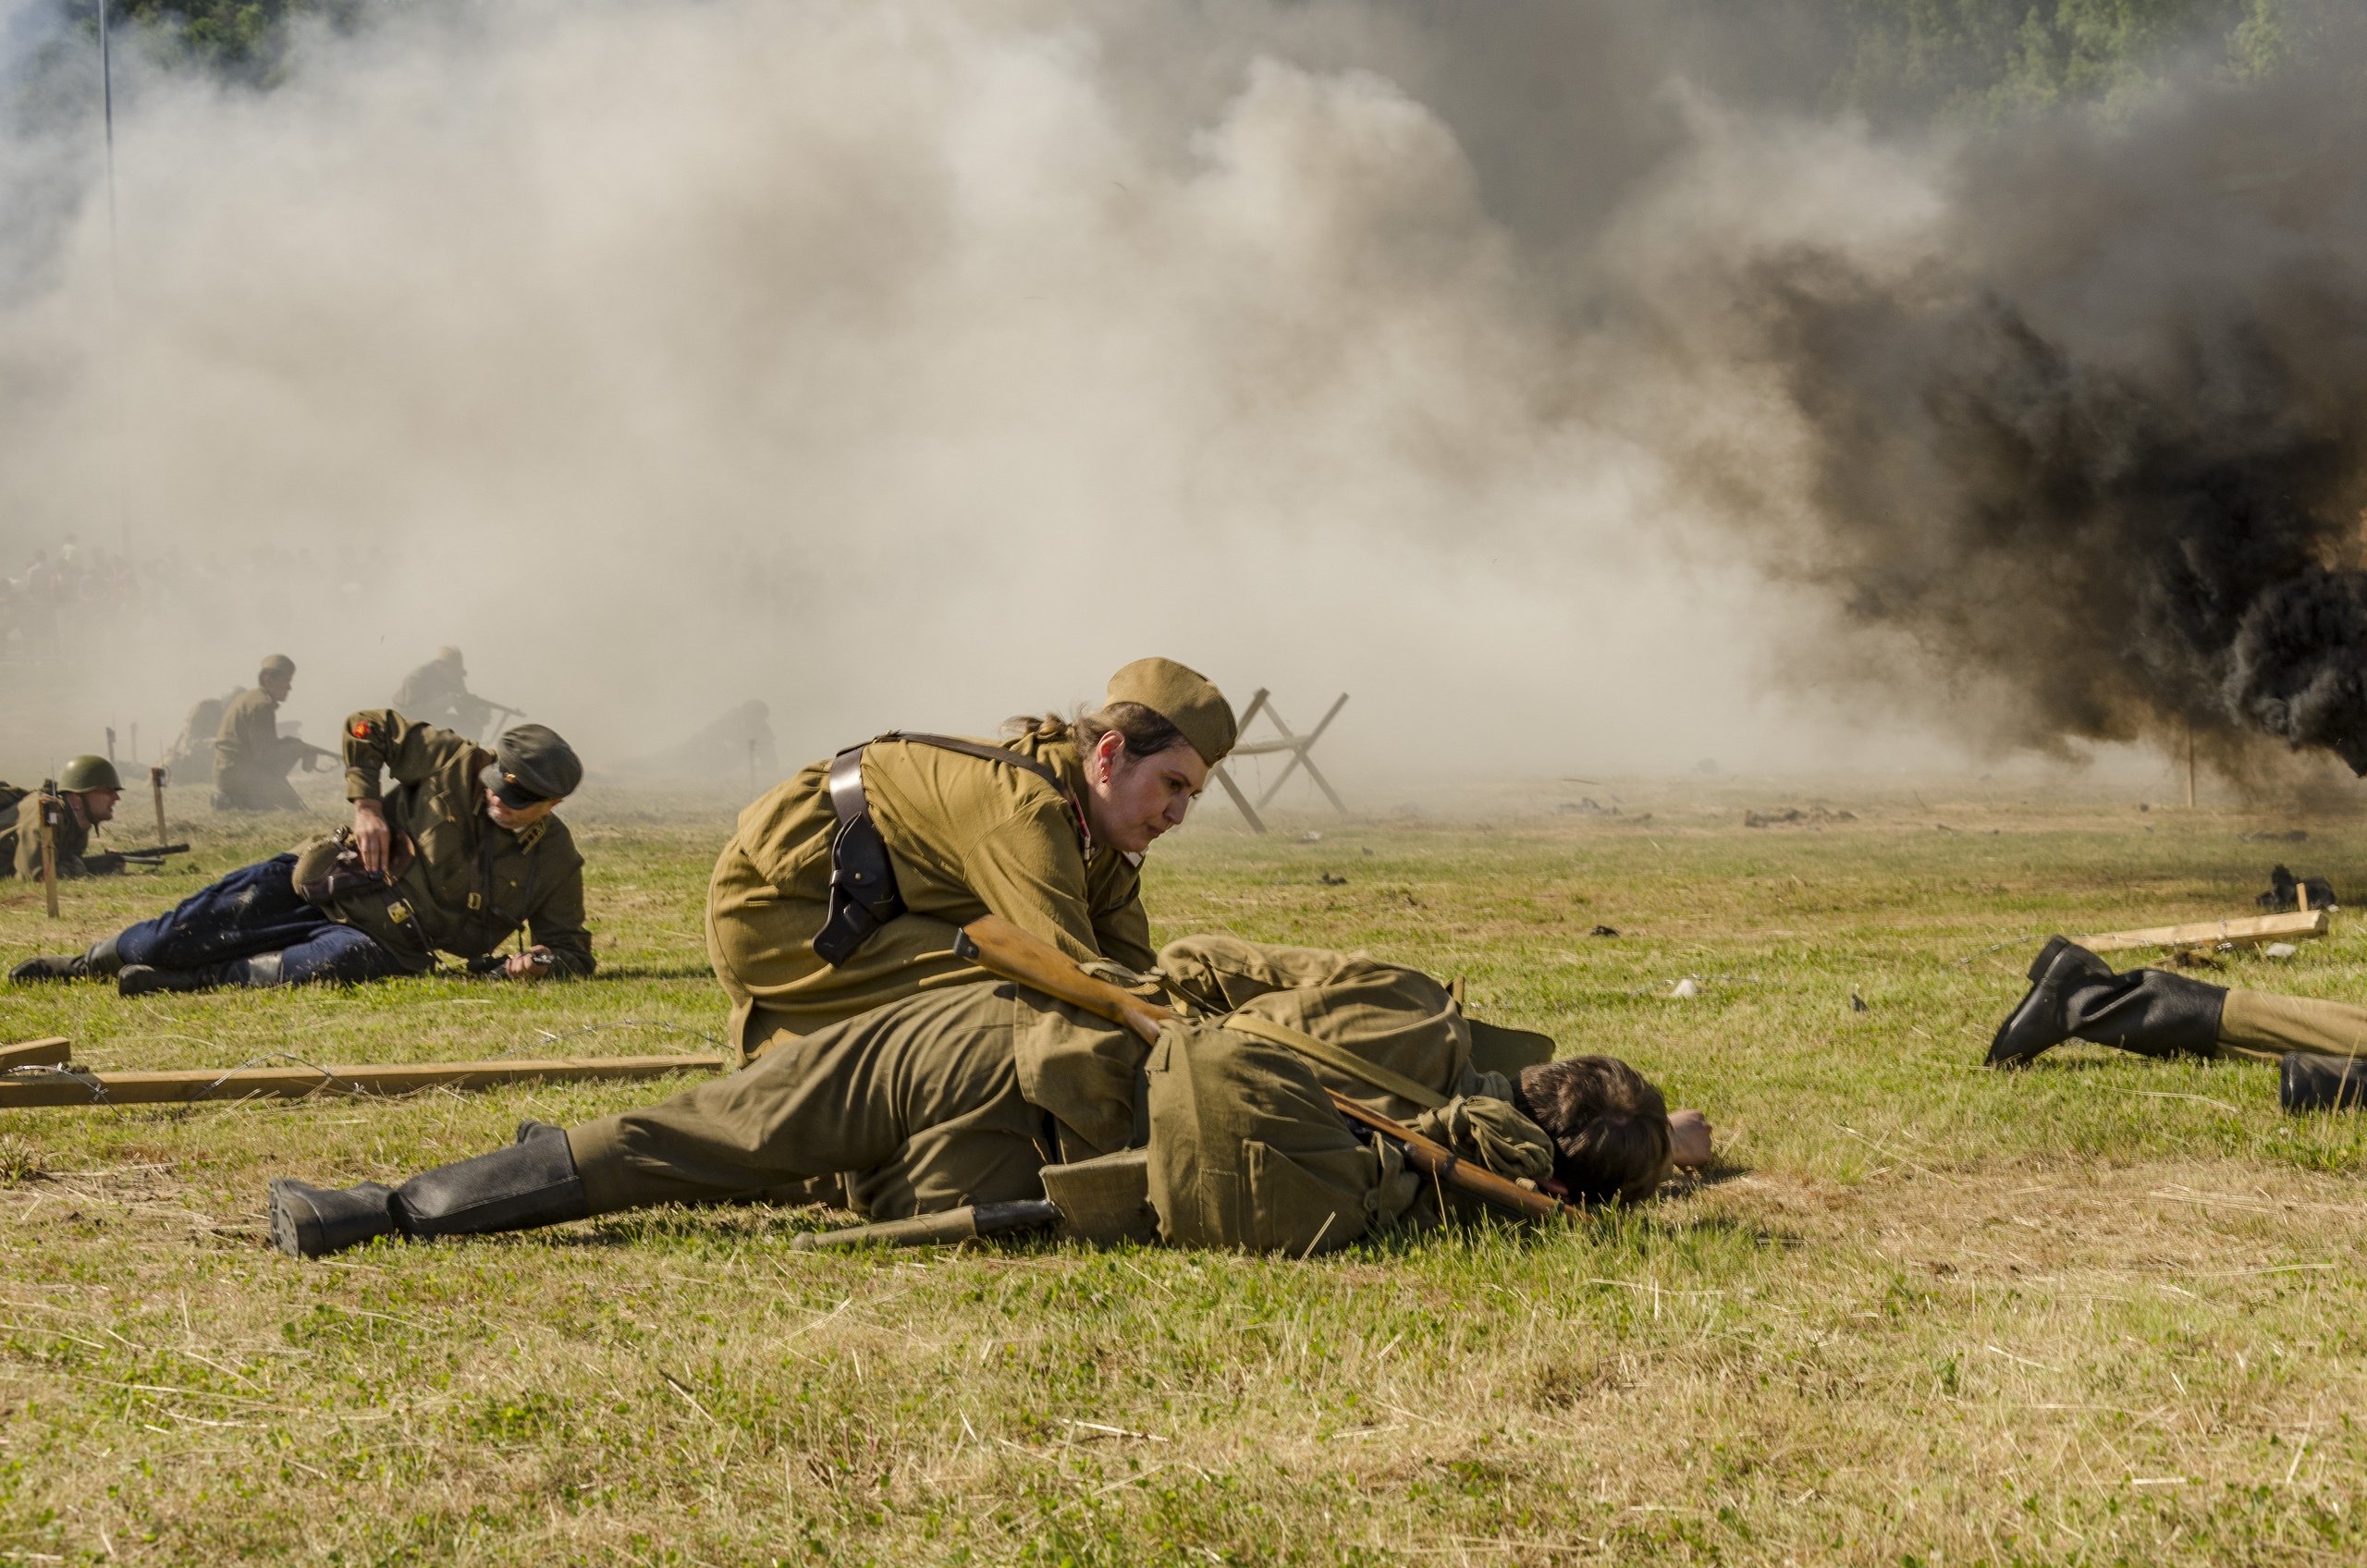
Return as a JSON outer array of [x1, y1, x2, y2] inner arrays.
[[1, 0, 2361, 797]]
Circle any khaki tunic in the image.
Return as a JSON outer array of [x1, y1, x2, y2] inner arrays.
[[212, 687, 307, 811], [4, 791, 99, 880], [337, 709, 595, 975], [706, 726, 1153, 1060]]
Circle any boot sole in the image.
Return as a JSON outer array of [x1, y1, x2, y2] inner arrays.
[[266, 1179, 320, 1258]]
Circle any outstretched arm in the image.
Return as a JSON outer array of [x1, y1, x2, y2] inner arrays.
[[1669, 1109, 1713, 1170]]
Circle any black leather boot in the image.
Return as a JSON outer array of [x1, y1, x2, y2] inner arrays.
[[84, 935, 124, 978], [269, 1181, 398, 1258], [1989, 938, 2226, 1067], [1988, 937, 2112, 1067], [390, 1135, 590, 1241], [10, 952, 90, 982], [118, 962, 240, 997], [2280, 1053, 2367, 1112]]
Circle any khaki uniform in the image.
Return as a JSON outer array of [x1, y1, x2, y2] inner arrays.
[[3, 790, 106, 880], [706, 728, 1153, 1061], [337, 710, 595, 974], [2218, 990, 2367, 1060], [566, 937, 1553, 1253], [392, 660, 494, 736], [212, 687, 308, 811]]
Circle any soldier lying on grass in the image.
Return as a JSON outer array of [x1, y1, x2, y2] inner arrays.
[[10, 716, 590, 994], [1989, 934, 2367, 1109], [269, 937, 1713, 1259]]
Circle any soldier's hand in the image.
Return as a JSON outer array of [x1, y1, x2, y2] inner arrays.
[[352, 799, 392, 874], [1668, 1109, 1713, 1170], [504, 946, 557, 981]]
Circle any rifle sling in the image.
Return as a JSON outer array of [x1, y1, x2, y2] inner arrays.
[[1219, 1012, 1449, 1111]]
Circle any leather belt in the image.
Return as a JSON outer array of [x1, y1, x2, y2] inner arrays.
[[809, 732, 1092, 968]]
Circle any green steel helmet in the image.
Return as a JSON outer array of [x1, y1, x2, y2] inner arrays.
[[59, 755, 122, 793]]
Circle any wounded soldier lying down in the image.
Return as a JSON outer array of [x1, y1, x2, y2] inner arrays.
[[269, 937, 1714, 1259]]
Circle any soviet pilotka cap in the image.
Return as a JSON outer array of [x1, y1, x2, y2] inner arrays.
[[480, 723, 583, 809], [1105, 658, 1237, 765]]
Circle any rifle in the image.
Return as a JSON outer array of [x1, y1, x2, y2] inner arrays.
[[115, 841, 190, 864], [949, 914, 1567, 1224]]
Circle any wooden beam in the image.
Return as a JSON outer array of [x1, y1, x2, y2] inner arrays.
[[2076, 909, 2329, 955], [1208, 761, 1268, 834], [0, 1053, 722, 1109], [0, 1037, 72, 1071]]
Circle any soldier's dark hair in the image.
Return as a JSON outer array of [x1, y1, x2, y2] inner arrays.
[[1510, 1056, 1673, 1205], [1001, 703, 1190, 765]]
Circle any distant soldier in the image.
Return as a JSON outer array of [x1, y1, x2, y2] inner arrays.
[[162, 687, 243, 779], [0, 757, 129, 880], [392, 646, 500, 739], [10, 717, 593, 992], [212, 654, 318, 812], [622, 699, 779, 780]]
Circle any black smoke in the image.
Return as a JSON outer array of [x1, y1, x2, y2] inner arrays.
[[1697, 59, 2367, 773]]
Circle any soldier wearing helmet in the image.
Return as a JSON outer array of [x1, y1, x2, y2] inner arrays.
[[2, 755, 127, 880]]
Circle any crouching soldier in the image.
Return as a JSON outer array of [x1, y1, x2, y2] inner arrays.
[[265, 936, 1711, 1259], [9, 715, 591, 993], [1, 757, 129, 879], [1988, 935, 2367, 1111]]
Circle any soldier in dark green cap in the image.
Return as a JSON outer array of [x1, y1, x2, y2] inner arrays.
[[211, 654, 314, 812], [1, 756, 128, 880], [7, 715, 593, 992], [706, 657, 1237, 1063]]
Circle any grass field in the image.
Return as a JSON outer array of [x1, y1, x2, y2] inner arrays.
[[5, 775, 2366, 1565]]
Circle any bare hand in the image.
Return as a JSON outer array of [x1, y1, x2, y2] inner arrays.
[[352, 799, 391, 875], [1669, 1109, 1713, 1170], [505, 946, 556, 981]]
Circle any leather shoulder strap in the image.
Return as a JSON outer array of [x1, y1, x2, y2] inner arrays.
[[878, 731, 1088, 847], [827, 743, 869, 827], [1220, 1012, 1449, 1111], [885, 731, 1068, 792]]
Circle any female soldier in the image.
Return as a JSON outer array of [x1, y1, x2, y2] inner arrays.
[[707, 658, 1235, 1062]]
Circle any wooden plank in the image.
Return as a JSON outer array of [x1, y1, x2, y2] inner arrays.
[[2076, 909, 2329, 955], [0, 1054, 722, 1109], [0, 1037, 72, 1071]]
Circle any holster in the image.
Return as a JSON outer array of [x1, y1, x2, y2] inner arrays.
[[292, 827, 417, 908], [812, 745, 906, 966]]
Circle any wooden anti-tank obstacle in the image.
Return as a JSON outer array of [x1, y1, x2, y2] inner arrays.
[[1208, 688, 1349, 836]]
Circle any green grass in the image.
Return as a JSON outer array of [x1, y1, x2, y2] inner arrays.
[[4, 774, 2367, 1564]]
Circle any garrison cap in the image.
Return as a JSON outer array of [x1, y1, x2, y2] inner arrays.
[[479, 723, 583, 808], [259, 653, 296, 680], [1106, 658, 1235, 766], [59, 755, 122, 792]]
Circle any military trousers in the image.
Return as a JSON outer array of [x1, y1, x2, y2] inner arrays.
[[115, 854, 408, 986], [2216, 989, 2367, 1060], [567, 983, 1055, 1221]]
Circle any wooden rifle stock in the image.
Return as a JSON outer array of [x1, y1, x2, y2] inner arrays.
[[951, 915, 1567, 1224]]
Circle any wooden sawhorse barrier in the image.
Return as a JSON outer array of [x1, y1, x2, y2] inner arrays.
[[1208, 688, 1347, 835]]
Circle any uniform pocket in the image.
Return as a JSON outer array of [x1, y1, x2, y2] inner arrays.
[[1239, 1139, 1371, 1256]]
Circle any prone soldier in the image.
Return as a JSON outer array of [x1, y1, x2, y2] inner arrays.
[[0, 757, 128, 879], [211, 655, 326, 813], [10, 717, 593, 992], [267, 935, 1715, 1258]]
